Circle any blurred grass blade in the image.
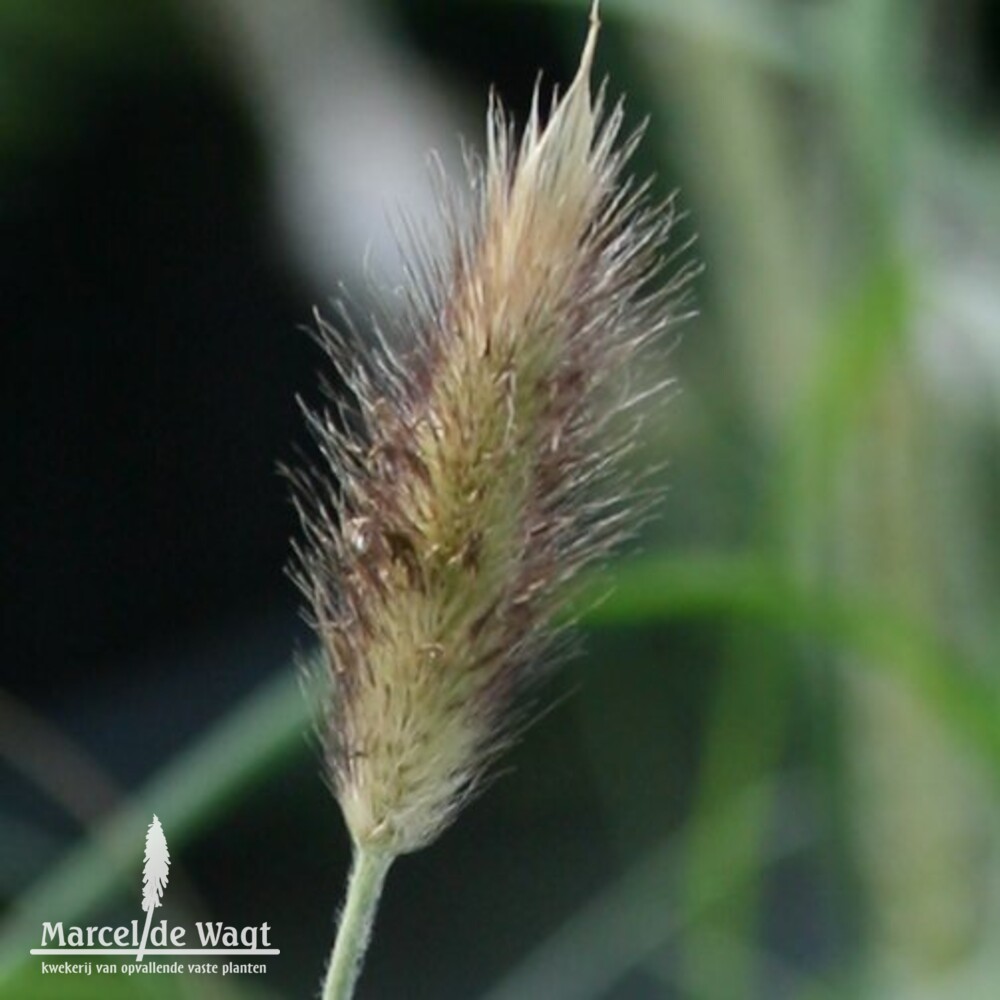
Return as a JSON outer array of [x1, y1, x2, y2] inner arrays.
[[649, 927, 842, 1000], [479, 774, 814, 1000], [581, 553, 1000, 778]]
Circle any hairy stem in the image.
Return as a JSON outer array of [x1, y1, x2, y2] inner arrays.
[[322, 847, 393, 1000]]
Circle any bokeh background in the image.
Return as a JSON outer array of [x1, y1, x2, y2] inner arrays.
[[3, 0, 1000, 997]]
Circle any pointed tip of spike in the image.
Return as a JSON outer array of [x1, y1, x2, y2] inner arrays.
[[579, 0, 600, 81]]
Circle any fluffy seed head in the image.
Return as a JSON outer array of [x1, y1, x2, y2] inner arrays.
[[289, 4, 695, 856]]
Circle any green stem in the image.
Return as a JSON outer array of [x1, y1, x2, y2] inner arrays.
[[322, 846, 393, 1000]]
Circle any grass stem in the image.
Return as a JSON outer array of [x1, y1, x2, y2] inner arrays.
[[322, 847, 393, 1000]]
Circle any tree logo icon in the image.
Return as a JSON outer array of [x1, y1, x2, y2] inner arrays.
[[136, 814, 170, 961]]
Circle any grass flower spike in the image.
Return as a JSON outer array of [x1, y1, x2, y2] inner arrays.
[[289, 4, 693, 996]]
